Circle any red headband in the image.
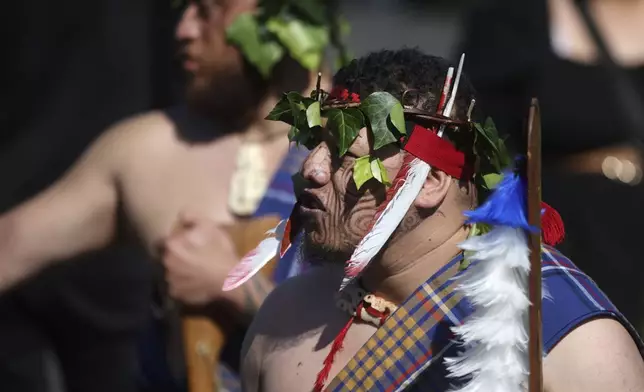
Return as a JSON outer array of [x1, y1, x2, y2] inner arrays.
[[403, 124, 473, 180]]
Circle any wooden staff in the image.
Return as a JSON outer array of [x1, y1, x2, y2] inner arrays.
[[180, 215, 281, 392], [526, 98, 543, 392]]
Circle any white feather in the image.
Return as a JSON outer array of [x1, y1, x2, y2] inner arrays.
[[444, 226, 531, 392], [222, 219, 287, 291], [340, 158, 430, 290]]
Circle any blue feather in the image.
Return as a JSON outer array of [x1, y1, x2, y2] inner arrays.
[[465, 164, 537, 232]]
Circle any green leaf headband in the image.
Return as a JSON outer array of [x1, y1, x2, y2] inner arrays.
[[266, 76, 512, 195], [226, 0, 350, 78]]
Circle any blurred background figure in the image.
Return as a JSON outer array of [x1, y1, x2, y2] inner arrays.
[[8, 0, 643, 391], [0, 1, 181, 392], [459, 0, 644, 331]]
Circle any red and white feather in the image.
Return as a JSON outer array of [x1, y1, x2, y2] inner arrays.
[[340, 157, 430, 290], [222, 219, 288, 291]]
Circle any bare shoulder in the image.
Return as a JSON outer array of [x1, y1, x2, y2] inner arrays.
[[544, 317, 644, 392], [93, 109, 177, 171], [103, 110, 176, 149], [241, 269, 331, 390], [242, 266, 341, 356], [248, 268, 328, 336]]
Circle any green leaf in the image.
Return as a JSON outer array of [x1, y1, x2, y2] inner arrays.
[[474, 122, 500, 154], [306, 101, 321, 128], [226, 13, 284, 78], [360, 92, 402, 149], [496, 138, 511, 169], [266, 17, 329, 71], [326, 108, 364, 156], [265, 94, 293, 123], [288, 125, 297, 140], [353, 156, 374, 190], [389, 102, 406, 135], [370, 158, 391, 186], [482, 173, 503, 190], [286, 92, 309, 130]]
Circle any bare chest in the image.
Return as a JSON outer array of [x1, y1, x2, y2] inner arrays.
[[118, 136, 288, 255], [261, 318, 377, 392], [119, 139, 236, 253]]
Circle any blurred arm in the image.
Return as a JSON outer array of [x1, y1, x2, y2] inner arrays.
[[0, 126, 124, 290]]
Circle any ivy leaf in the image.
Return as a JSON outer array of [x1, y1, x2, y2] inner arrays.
[[286, 92, 309, 130], [326, 108, 364, 156], [389, 101, 406, 135], [306, 101, 321, 128], [360, 92, 403, 149], [496, 138, 511, 169], [266, 17, 328, 71], [482, 173, 503, 190], [226, 13, 284, 78], [353, 156, 374, 190], [265, 94, 294, 124], [370, 158, 391, 186], [474, 121, 500, 154]]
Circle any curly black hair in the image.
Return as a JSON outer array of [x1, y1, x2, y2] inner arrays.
[[332, 48, 479, 122]]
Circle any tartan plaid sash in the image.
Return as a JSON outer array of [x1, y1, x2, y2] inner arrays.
[[325, 246, 644, 392], [326, 252, 470, 392]]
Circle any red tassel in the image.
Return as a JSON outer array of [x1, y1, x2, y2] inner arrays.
[[279, 217, 292, 258], [313, 312, 356, 392], [541, 202, 565, 246]]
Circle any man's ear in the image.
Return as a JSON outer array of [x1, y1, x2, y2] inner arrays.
[[413, 170, 452, 209]]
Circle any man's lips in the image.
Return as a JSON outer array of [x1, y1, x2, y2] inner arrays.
[[182, 58, 199, 72], [298, 191, 327, 212]]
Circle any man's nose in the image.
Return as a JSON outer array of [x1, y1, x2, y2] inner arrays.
[[301, 143, 332, 186], [175, 4, 200, 41]]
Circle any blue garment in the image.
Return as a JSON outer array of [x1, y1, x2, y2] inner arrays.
[[327, 245, 644, 391], [253, 145, 308, 283]]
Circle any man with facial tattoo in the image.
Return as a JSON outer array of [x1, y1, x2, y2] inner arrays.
[[0, 0, 339, 390], [239, 48, 644, 392]]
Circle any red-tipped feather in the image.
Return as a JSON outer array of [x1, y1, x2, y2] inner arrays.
[[371, 153, 416, 225], [279, 204, 302, 257], [541, 201, 565, 246], [279, 217, 292, 257], [344, 154, 416, 278], [342, 157, 431, 286]]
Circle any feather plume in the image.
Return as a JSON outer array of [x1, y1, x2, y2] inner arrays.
[[222, 219, 287, 291], [340, 158, 430, 290], [445, 226, 530, 392]]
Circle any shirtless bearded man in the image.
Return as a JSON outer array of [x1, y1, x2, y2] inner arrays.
[[0, 0, 340, 388], [0, 0, 343, 305], [240, 48, 644, 392]]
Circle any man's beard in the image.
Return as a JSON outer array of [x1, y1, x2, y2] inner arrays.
[[185, 62, 267, 131], [299, 235, 353, 267]]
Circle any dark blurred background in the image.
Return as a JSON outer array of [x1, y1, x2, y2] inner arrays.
[[2, 0, 643, 391]]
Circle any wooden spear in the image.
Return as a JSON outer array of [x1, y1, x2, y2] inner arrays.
[[526, 98, 543, 392]]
